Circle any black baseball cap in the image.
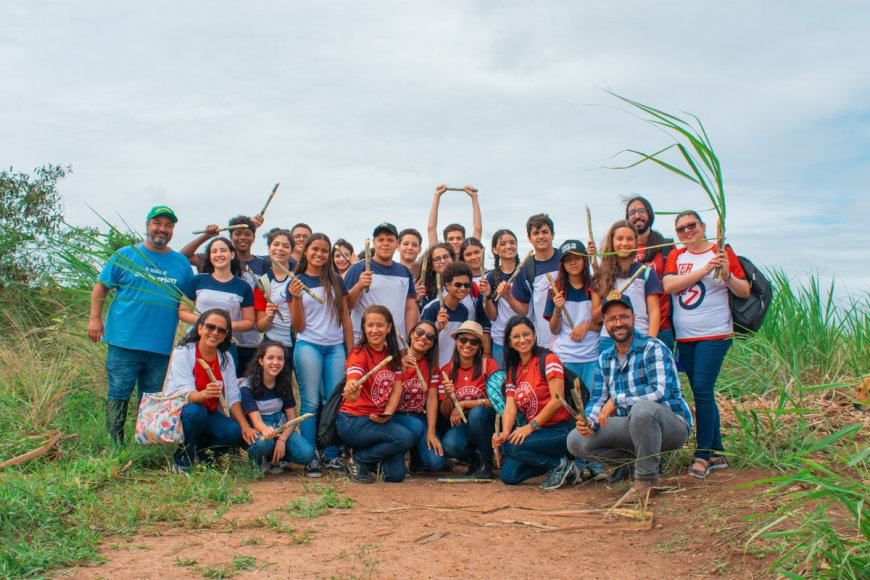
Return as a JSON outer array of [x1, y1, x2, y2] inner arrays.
[[373, 222, 399, 237], [558, 239, 587, 258], [601, 290, 634, 315]]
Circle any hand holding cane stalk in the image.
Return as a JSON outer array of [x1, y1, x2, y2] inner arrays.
[[545, 272, 575, 329], [255, 412, 314, 442], [197, 359, 230, 416], [617, 263, 649, 294], [272, 261, 325, 304], [247, 266, 284, 321], [436, 273, 445, 310], [714, 219, 725, 282], [344, 356, 395, 398], [399, 335, 429, 391], [259, 182, 281, 217], [441, 371, 468, 424], [554, 392, 588, 428], [572, 378, 585, 417], [586, 206, 598, 268], [492, 250, 535, 303], [364, 239, 372, 293], [444, 186, 478, 192], [192, 224, 249, 235], [493, 414, 502, 469]]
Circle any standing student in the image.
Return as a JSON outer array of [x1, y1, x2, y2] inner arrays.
[[420, 262, 490, 367], [493, 316, 576, 489], [544, 240, 602, 391], [416, 243, 455, 309], [337, 305, 415, 483], [180, 214, 266, 275], [89, 205, 194, 444], [392, 320, 446, 473], [458, 237, 491, 310], [332, 239, 356, 277], [662, 210, 749, 479], [290, 223, 312, 265], [240, 340, 316, 473], [591, 221, 663, 353], [290, 233, 354, 476], [398, 228, 423, 278], [345, 222, 418, 343], [427, 184, 483, 253], [505, 214, 561, 347], [440, 322, 500, 479], [486, 229, 520, 368], [255, 229, 296, 357]]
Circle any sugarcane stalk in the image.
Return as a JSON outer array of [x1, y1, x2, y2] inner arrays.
[[444, 187, 478, 192], [356, 356, 394, 387], [572, 378, 584, 418], [334, 244, 353, 266], [246, 266, 284, 321], [272, 261, 325, 304], [437, 478, 493, 483], [364, 239, 372, 293], [192, 224, 249, 235], [441, 371, 468, 424], [714, 219, 725, 282], [554, 392, 588, 427], [586, 206, 598, 267], [259, 182, 281, 216], [399, 335, 428, 390], [255, 412, 314, 442], [196, 358, 230, 416], [617, 263, 649, 294], [545, 272, 575, 329], [436, 273, 444, 310], [492, 250, 535, 303], [493, 414, 502, 469]]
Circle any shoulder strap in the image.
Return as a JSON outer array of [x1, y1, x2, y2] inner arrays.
[[537, 348, 549, 378]]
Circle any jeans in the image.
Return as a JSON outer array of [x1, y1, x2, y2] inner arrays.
[[442, 406, 496, 463], [174, 403, 243, 468], [500, 420, 573, 485], [392, 413, 446, 472], [106, 345, 170, 402], [678, 338, 732, 460], [245, 411, 316, 468], [294, 340, 347, 460], [564, 362, 597, 395], [657, 329, 675, 354], [336, 412, 415, 482], [491, 343, 505, 369], [566, 400, 691, 480]]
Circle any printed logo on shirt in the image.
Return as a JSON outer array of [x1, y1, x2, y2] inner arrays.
[[400, 378, 425, 412], [679, 281, 707, 310], [371, 369, 396, 406], [455, 384, 483, 401], [514, 381, 538, 418], [677, 263, 693, 275]]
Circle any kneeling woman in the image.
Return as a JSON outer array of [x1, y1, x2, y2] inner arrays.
[[494, 316, 576, 489], [337, 305, 415, 483], [440, 321, 500, 479], [164, 308, 258, 473], [240, 340, 316, 472]]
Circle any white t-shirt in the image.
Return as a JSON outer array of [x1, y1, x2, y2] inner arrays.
[[290, 272, 347, 346], [344, 259, 416, 343]]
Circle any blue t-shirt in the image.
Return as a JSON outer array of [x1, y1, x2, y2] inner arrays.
[[97, 244, 194, 355], [239, 378, 296, 415], [421, 297, 490, 367], [511, 250, 561, 347], [344, 260, 416, 342], [184, 274, 254, 326]]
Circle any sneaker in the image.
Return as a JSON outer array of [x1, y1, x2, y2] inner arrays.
[[346, 456, 373, 484], [265, 464, 284, 475], [323, 457, 346, 471], [304, 459, 323, 478], [469, 460, 495, 481], [465, 452, 482, 477], [583, 461, 609, 482], [606, 465, 630, 484], [539, 458, 576, 490], [171, 463, 191, 476], [709, 455, 729, 470]]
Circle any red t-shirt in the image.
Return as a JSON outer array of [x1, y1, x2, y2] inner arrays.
[[440, 358, 499, 402], [505, 352, 569, 426], [397, 356, 440, 414], [636, 244, 671, 331], [340, 345, 398, 416], [193, 344, 223, 413]]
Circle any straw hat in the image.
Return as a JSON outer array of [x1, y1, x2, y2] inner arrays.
[[450, 320, 485, 342]]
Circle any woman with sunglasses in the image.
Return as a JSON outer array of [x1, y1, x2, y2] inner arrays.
[[332, 239, 357, 277], [663, 211, 749, 479], [493, 316, 576, 489], [337, 305, 414, 483], [415, 243, 455, 310], [440, 321, 500, 479], [484, 229, 520, 368], [164, 308, 256, 473], [391, 320, 446, 473]]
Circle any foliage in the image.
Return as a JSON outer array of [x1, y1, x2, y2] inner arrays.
[[286, 482, 355, 518]]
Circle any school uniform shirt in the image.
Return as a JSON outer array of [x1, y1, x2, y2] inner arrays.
[[440, 358, 499, 402], [484, 267, 519, 347], [252, 270, 293, 346], [287, 273, 347, 346], [511, 251, 561, 347], [163, 343, 241, 412], [340, 345, 398, 417], [599, 262, 663, 338], [184, 274, 255, 331], [543, 283, 598, 364], [236, 270, 263, 348], [504, 352, 570, 426], [396, 356, 440, 414], [420, 297, 491, 367], [238, 378, 296, 416], [663, 245, 746, 342], [344, 260, 416, 343], [635, 245, 671, 332]]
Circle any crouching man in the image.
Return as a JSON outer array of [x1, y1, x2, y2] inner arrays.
[[567, 291, 693, 494]]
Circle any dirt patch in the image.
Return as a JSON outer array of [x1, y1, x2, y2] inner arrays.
[[64, 467, 776, 579]]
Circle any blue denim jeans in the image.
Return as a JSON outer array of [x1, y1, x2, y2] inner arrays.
[[245, 411, 316, 468], [294, 340, 346, 460], [106, 344, 171, 402], [564, 362, 597, 395], [336, 412, 415, 482], [174, 403, 243, 468], [500, 420, 573, 485], [392, 413, 446, 472], [656, 329, 675, 354], [677, 338, 732, 460], [442, 406, 496, 463], [491, 343, 505, 369]]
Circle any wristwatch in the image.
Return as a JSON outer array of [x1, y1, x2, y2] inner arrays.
[[529, 419, 540, 431]]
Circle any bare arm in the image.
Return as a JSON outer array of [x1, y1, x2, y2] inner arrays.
[[427, 185, 447, 246], [467, 186, 482, 241], [404, 296, 419, 338], [179, 225, 219, 268], [233, 306, 255, 332], [646, 294, 661, 338], [88, 282, 109, 343], [341, 301, 354, 354]]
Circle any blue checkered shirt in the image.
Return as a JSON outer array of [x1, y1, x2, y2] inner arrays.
[[586, 333, 693, 428]]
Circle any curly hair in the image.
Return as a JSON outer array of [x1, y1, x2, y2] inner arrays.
[[244, 340, 294, 403]]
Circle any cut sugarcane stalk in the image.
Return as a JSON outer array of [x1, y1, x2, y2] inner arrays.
[[545, 272, 575, 329], [441, 371, 467, 424], [399, 335, 428, 390], [492, 250, 534, 303], [192, 224, 249, 235], [364, 239, 372, 293], [436, 273, 444, 310], [617, 263, 648, 294], [444, 187, 478, 192], [437, 478, 493, 483], [260, 182, 281, 216], [554, 392, 588, 427], [247, 266, 284, 321], [196, 358, 230, 416], [586, 205, 598, 267], [272, 261, 325, 304], [493, 414, 502, 469]]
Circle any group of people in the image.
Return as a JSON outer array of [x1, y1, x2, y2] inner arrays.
[[88, 184, 751, 495]]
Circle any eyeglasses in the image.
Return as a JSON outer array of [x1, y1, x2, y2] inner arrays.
[[604, 313, 633, 325], [413, 327, 436, 342], [431, 255, 452, 265], [675, 221, 700, 235], [450, 282, 471, 289], [292, 233, 309, 239], [457, 335, 481, 347], [508, 331, 534, 342], [628, 207, 649, 217], [202, 322, 229, 336]]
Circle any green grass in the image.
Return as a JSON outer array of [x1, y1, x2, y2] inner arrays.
[[286, 482, 355, 518]]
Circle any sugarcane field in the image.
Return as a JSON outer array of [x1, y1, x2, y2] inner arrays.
[[1, 3, 868, 579]]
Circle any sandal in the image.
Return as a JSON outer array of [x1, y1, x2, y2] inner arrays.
[[688, 458, 711, 479], [709, 455, 729, 470]]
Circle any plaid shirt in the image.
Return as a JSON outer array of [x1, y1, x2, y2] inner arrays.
[[587, 333, 693, 428]]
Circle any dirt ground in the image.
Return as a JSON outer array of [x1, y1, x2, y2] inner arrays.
[[63, 466, 775, 579]]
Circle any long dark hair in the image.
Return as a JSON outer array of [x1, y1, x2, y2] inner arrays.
[[179, 308, 233, 367], [458, 237, 485, 271], [592, 220, 638, 298], [202, 237, 242, 278], [355, 305, 401, 372], [556, 250, 591, 295], [502, 315, 541, 378], [490, 229, 518, 291], [245, 340, 294, 402], [405, 320, 439, 382], [421, 243, 455, 300], [332, 238, 355, 273], [448, 330, 484, 383], [295, 233, 346, 322]]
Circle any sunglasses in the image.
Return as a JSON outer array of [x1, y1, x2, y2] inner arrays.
[[676, 221, 700, 235], [413, 327, 436, 342], [457, 335, 481, 347], [450, 282, 471, 289], [202, 322, 228, 336]]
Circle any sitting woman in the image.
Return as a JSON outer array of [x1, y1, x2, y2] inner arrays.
[[440, 321, 500, 480], [164, 308, 257, 473], [337, 305, 415, 484], [391, 320, 446, 474], [493, 316, 576, 489], [240, 340, 316, 473]]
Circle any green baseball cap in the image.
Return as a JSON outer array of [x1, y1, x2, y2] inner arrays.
[[146, 205, 178, 223]]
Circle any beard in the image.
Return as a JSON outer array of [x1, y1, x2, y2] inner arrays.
[[148, 232, 170, 249]]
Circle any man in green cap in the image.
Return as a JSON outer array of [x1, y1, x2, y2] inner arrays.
[[88, 205, 194, 444]]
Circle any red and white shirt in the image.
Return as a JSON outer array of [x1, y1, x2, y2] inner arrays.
[[397, 356, 440, 414], [340, 345, 398, 416], [663, 245, 746, 342], [505, 352, 569, 426], [440, 358, 499, 402]]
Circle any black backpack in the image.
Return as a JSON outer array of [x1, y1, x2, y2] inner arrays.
[[508, 348, 591, 411], [729, 251, 772, 333], [316, 377, 346, 449]]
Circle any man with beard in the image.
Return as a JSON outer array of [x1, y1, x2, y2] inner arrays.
[[625, 195, 675, 350], [88, 206, 195, 444], [181, 214, 266, 275], [566, 292, 692, 494]]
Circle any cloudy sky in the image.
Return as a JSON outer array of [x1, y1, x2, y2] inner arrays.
[[3, 2, 868, 295]]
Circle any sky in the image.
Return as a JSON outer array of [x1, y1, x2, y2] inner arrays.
[[2, 2, 868, 297]]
